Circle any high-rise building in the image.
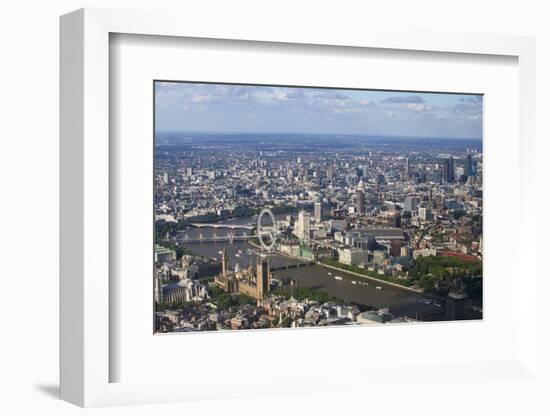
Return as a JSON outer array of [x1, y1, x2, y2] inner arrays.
[[465, 154, 475, 177], [287, 168, 293, 182], [356, 189, 365, 215], [443, 157, 455, 183], [405, 157, 410, 175], [314, 201, 323, 223], [404, 196, 420, 213], [389, 212, 402, 228], [295, 210, 311, 240], [418, 206, 431, 221], [326, 165, 334, 181]]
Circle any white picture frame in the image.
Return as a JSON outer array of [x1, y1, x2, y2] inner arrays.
[[60, 7, 538, 407]]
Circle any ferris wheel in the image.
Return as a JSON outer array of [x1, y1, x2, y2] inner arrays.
[[257, 208, 278, 252]]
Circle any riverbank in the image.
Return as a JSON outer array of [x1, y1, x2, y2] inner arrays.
[[318, 262, 426, 295], [253, 241, 425, 295], [182, 240, 443, 318]]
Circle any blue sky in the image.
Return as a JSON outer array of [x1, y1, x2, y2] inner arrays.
[[155, 82, 482, 139]]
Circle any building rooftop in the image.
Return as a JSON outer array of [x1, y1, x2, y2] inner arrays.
[[361, 228, 405, 239]]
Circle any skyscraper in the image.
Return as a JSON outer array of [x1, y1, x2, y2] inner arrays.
[[314, 201, 323, 223], [443, 156, 455, 183], [326, 165, 334, 181], [465, 154, 475, 177], [296, 210, 311, 240], [287, 168, 293, 182], [356, 189, 365, 215]]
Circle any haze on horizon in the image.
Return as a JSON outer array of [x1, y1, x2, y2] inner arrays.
[[155, 81, 483, 139]]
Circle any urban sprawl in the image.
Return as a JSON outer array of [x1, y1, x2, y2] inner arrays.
[[154, 134, 483, 333]]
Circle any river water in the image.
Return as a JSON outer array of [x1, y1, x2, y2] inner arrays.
[[178, 216, 443, 320]]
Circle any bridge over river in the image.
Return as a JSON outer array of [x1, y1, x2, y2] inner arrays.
[[177, 229, 252, 244], [190, 223, 254, 230]]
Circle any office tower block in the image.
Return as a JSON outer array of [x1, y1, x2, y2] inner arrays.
[[465, 154, 475, 177], [326, 165, 334, 180], [443, 156, 455, 183], [314, 201, 323, 223], [356, 189, 365, 215], [296, 210, 311, 240]]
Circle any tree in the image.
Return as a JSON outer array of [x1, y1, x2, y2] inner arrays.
[[238, 294, 255, 306]]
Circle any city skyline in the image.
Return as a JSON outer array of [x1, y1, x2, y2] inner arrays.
[[155, 82, 483, 139], [153, 81, 483, 333]]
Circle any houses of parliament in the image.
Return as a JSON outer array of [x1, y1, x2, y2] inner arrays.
[[214, 248, 271, 300]]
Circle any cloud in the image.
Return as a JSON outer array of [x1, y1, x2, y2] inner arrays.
[[191, 94, 212, 103], [453, 95, 482, 120], [285, 89, 307, 100], [314, 91, 350, 100], [155, 81, 183, 91], [382, 95, 425, 104], [334, 107, 363, 114], [403, 103, 432, 112], [155, 82, 483, 137], [453, 103, 473, 111], [240, 87, 309, 105], [460, 95, 483, 103], [311, 91, 353, 110]]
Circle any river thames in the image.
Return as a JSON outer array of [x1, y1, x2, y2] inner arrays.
[[177, 220, 444, 320]]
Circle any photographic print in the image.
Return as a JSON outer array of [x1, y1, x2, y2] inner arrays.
[[153, 81, 483, 333]]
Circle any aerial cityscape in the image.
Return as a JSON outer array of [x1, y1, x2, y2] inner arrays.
[[153, 82, 483, 333]]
